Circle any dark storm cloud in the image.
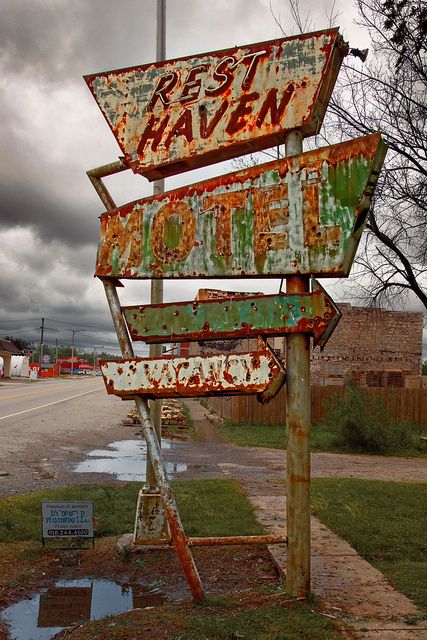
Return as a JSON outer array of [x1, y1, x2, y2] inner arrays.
[[0, 174, 99, 246], [1, 0, 156, 81]]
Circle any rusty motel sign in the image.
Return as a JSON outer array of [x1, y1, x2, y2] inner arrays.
[[95, 133, 386, 280], [100, 346, 284, 399], [86, 26, 387, 603], [122, 280, 340, 349], [85, 29, 347, 180]]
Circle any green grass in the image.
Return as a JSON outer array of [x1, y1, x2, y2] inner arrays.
[[173, 598, 344, 640], [218, 421, 285, 449], [217, 420, 426, 457], [0, 480, 348, 639], [173, 478, 264, 537], [217, 420, 341, 451], [73, 595, 345, 640], [311, 478, 427, 611], [0, 478, 263, 543]]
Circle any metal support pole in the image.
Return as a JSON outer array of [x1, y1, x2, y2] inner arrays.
[[147, 0, 166, 488], [86, 158, 167, 537], [284, 130, 311, 598], [103, 279, 205, 603]]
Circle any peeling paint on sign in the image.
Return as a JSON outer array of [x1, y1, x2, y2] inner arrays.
[[85, 29, 347, 180], [122, 280, 340, 349], [100, 349, 284, 399], [95, 133, 387, 279]]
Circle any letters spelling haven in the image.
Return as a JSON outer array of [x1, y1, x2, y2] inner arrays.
[[85, 30, 346, 178]]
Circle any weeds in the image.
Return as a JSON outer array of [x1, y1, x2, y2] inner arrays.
[[318, 379, 421, 455]]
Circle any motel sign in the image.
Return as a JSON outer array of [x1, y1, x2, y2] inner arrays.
[[85, 29, 347, 180], [86, 26, 386, 603], [95, 133, 386, 279]]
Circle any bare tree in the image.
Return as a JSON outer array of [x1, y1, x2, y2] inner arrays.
[[241, 1, 426, 310], [327, 0, 427, 309]]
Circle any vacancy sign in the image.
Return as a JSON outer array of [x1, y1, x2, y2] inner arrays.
[[100, 348, 284, 399]]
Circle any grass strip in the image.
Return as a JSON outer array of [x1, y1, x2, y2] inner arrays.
[[311, 478, 427, 612], [218, 420, 426, 456], [67, 596, 345, 640], [0, 478, 264, 543]]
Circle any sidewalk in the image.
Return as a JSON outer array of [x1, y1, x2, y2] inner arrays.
[[179, 400, 427, 640]]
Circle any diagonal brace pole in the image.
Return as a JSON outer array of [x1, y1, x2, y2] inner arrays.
[[102, 278, 205, 603]]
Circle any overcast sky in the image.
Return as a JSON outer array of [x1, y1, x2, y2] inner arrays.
[[1, 0, 423, 358]]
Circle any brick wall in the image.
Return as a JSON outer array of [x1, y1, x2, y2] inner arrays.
[[311, 304, 423, 385]]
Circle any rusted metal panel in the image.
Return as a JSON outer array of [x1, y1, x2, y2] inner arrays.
[[95, 133, 386, 279], [100, 349, 284, 399], [122, 280, 340, 349], [85, 29, 348, 181]]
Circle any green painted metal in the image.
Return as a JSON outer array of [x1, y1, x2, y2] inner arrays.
[[96, 134, 387, 279], [123, 280, 340, 349]]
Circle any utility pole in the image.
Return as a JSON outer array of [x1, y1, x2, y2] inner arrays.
[[39, 317, 45, 369], [70, 329, 85, 376]]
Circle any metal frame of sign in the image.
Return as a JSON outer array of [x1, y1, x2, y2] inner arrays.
[[85, 27, 387, 603]]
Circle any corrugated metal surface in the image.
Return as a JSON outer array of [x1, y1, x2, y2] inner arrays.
[[123, 280, 340, 348], [85, 29, 347, 180], [95, 133, 387, 279], [100, 349, 283, 399]]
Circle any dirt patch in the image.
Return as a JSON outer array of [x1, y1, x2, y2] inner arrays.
[[0, 537, 281, 640]]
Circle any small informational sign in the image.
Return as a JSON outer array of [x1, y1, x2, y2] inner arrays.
[[29, 370, 38, 381], [42, 502, 94, 540]]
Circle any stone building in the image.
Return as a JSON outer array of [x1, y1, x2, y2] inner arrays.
[[311, 304, 423, 387], [189, 290, 424, 388]]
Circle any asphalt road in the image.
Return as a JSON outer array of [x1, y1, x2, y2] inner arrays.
[[0, 377, 104, 420], [0, 377, 132, 497]]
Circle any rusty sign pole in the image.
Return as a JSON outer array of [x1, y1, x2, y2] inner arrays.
[[102, 278, 205, 603], [284, 129, 311, 597], [146, 0, 166, 491]]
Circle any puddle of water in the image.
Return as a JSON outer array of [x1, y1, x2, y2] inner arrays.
[[1, 578, 166, 640], [74, 439, 187, 481]]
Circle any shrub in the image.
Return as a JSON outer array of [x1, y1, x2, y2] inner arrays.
[[320, 379, 415, 454]]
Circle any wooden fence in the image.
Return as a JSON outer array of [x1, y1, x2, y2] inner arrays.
[[207, 386, 427, 427]]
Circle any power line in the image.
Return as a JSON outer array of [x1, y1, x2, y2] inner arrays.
[[44, 317, 112, 330]]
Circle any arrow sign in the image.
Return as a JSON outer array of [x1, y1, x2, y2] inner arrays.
[[100, 348, 285, 401], [123, 281, 341, 350], [95, 133, 387, 279], [85, 29, 347, 181]]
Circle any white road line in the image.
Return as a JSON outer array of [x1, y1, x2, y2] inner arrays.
[[0, 387, 104, 421]]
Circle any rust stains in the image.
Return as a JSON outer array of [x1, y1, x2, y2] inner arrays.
[[95, 133, 387, 279], [99, 349, 285, 400], [85, 29, 348, 181]]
